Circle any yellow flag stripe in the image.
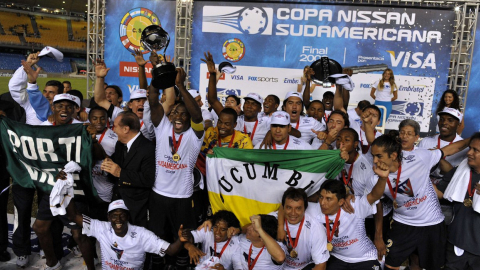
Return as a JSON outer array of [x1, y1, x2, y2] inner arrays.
[[208, 191, 281, 226]]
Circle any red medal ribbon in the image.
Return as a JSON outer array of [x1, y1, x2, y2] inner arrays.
[[437, 136, 453, 159], [243, 120, 258, 141], [360, 129, 377, 154], [172, 128, 183, 154], [213, 238, 231, 259], [273, 136, 290, 150], [342, 153, 358, 191], [285, 216, 305, 251], [248, 244, 265, 270], [218, 130, 236, 148], [295, 120, 300, 130], [325, 209, 341, 244], [467, 170, 475, 198], [97, 128, 107, 144], [386, 165, 402, 202], [140, 120, 144, 128], [324, 113, 330, 123]]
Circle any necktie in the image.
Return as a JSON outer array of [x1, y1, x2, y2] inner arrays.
[[123, 145, 128, 161]]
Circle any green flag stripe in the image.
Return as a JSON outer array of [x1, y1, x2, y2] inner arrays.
[[210, 148, 344, 179]]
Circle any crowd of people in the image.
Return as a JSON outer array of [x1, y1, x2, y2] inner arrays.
[[0, 49, 479, 270]]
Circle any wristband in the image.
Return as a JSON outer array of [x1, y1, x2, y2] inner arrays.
[[191, 120, 204, 132]]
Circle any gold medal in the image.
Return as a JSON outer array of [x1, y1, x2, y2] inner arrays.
[[172, 153, 181, 162], [327, 242, 333, 251], [345, 185, 351, 195], [464, 198, 473, 207], [393, 200, 398, 209], [290, 249, 298, 258]]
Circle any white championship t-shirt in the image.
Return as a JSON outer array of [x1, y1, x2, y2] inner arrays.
[[254, 135, 313, 150], [307, 197, 378, 264], [368, 149, 444, 226], [373, 81, 396, 102], [153, 114, 204, 198], [347, 108, 361, 133], [191, 230, 241, 270], [337, 152, 373, 196], [233, 234, 286, 270], [82, 215, 170, 270], [417, 134, 468, 183], [92, 128, 117, 202], [290, 116, 326, 143], [235, 115, 269, 147]]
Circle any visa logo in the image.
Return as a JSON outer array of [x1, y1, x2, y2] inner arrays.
[[127, 85, 139, 92], [231, 75, 243, 80], [387, 51, 436, 69]]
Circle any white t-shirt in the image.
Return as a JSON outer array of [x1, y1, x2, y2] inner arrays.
[[233, 234, 286, 270], [290, 116, 326, 143], [191, 230, 241, 270], [253, 135, 313, 150], [372, 80, 396, 101], [92, 128, 117, 202], [337, 152, 373, 196], [272, 213, 329, 270], [82, 215, 170, 270], [368, 149, 444, 226], [347, 108, 361, 133], [153, 115, 204, 198], [41, 119, 83, 126], [306, 197, 378, 263], [417, 134, 468, 183], [202, 109, 214, 123], [235, 115, 269, 147]]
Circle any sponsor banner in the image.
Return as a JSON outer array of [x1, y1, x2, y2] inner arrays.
[[199, 64, 435, 132], [463, 19, 480, 137], [191, 2, 454, 135], [104, 0, 175, 100], [206, 147, 344, 226]]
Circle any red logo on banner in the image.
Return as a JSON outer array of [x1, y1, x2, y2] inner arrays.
[[207, 72, 225, 80], [120, 62, 153, 78]]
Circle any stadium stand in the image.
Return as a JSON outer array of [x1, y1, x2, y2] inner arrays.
[[0, 53, 25, 70], [34, 15, 86, 49], [0, 11, 33, 36], [37, 56, 73, 73]]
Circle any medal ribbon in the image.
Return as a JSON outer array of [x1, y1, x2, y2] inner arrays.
[[295, 120, 300, 130], [285, 216, 305, 250], [273, 136, 290, 150], [467, 170, 475, 198], [325, 209, 341, 244], [213, 238, 231, 259], [248, 244, 264, 270], [171, 128, 184, 155], [360, 129, 377, 154], [218, 130, 236, 148], [97, 128, 107, 144], [386, 165, 402, 202], [437, 136, 453, 159], [140, 120, 144, 128], [243, 120, 258, 141], [342, 153, 358, 191], [324, 113, 329, 123]]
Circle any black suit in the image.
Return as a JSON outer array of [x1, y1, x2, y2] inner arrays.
[[111, 133, 155, 227]]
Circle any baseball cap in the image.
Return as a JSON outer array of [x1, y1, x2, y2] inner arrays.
[[244, 93, 263, 105], [188, 89, 200, 98], [284, 91, 303, 101], [53, 93, 80, 107], [438, 107, 463, 122], [129, 89, 147, 100], [108, 200, 129, 213], [271, 111, 290, 126], [38, 46, 64, 62]]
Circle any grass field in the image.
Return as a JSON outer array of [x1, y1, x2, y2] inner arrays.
[[0, 77, 88, 97]]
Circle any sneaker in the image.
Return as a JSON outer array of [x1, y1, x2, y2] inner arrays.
[[16, 255, 29, 268], [41, 261, 62, 270], [0, 250, 11, 262], [39, 249, 45, 259], [69, 246, 82, 257]]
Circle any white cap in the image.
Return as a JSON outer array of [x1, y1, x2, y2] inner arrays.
[[244, 93, 263, 105], [53, 93, 80, 107], [129, 89, 147, 100], [188, 89, 200, 98], [284, 91, 303, 101], [38, 46, 64, 62], [271, 111, 290, 126], [438, 107, 463, 122], [108, 199, 129, 213]]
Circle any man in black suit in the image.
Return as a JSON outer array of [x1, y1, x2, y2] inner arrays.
[[101, 111, 155, 227]]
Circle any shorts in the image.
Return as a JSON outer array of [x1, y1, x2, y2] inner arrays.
[[36, 194, 88, 230], [327, 255, 381, 270], [386, 220, 446, 269], [445, 242, 480, 270]]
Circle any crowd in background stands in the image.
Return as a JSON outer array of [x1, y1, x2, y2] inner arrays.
[[0, 50, 479, 270]]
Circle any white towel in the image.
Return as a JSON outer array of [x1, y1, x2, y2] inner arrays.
[[329, 74, 355, 91], [443, 158, 480, 213], [49, 161, 81, 216]]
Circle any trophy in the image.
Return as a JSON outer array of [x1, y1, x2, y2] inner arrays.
[[310, 57, 343, 87], [141, 25, 177, 89]]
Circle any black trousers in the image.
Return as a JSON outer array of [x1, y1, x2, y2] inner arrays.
[[0, 172, 9, 252], [11, 185, 35, 256]]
